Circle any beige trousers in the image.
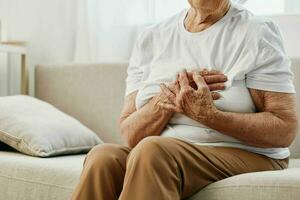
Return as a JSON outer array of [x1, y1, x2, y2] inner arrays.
[[71, 136, 288, 200]]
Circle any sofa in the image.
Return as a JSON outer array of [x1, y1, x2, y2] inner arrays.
[[0, 59, 299, 200]]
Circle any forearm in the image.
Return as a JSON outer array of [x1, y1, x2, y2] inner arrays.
[[204, 110, 298, 148], [120, 96, 173, 148], [159, 71, 298, 148]]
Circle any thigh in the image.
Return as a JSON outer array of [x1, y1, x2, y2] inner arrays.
[[148, 137, 288, 199], [72, 144, 132, 200], [84, 143, 132, 169]]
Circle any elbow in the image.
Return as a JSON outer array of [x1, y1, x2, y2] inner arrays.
[[277, 136, 296, 148], [282, 120, 299, 148], [260, 135, 294, 149], [274, 120, 299, 148], [255, 119, 299, 149]]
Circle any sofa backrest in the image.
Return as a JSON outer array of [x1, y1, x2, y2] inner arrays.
[[35, 63, 128, 145], [35, 59, 300, 158], [290, 59, 300, 158]]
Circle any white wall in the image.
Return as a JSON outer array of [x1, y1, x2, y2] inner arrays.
[[270, 15, 300, 58], [0, 0, 77, 96]]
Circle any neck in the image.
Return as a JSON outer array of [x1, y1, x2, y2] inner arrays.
[[185, 0, 231, 32]]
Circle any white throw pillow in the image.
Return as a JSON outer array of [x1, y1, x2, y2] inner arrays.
[[0, 95, 102, 157]]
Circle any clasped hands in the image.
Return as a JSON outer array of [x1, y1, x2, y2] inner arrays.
[[155, 69, 228, 124]]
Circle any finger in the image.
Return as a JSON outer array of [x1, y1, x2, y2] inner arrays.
[[190, 69, 223, 77], [160, 83, 174, 94], [167, 82, 181, 97], [187, 71, 194, 80], [174, 80, 181, 94], [201, 71, 223, 76], [168, 83, 176, 93], [211, 92, 222, 100], [192, 71, 207, 90], [206, 69, 222, 75], [186, 72, 197, 89], [200, 68, 209, 76], [191, 69, 223, 77], [204, 74, 228, 84], [160, 83, 176, 102], [178, 70, 191, 89], [208, 83, 226, 91]]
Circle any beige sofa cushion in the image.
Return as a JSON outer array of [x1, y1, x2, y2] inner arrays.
[[0, 151, 84, 200], [0, 150, 299, 200], [189, 166, 300, 200], [0, 95, 102, 157]]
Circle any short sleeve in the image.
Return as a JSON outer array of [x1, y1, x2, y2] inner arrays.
[[246, 21, 295, 93], [125, 30, 152, 96]]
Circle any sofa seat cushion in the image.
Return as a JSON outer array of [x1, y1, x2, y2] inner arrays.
[[1, 151, 300, 200], [289, 158, 300, 168], [0, 151, 84, 200], [189, 159, 300, 200]]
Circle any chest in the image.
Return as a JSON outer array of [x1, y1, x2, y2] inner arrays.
[[144, 28, 257, 85]]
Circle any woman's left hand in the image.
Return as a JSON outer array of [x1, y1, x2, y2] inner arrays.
[[159, 70, 218, 124]]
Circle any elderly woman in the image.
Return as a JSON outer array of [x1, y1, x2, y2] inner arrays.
[[71, 0, 298, 200]]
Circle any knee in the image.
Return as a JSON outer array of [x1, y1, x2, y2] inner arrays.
[[84, 144, 126, 171], [127, 136, 174, 167]]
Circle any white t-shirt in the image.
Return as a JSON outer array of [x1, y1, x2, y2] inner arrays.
[[125, 3, 295, 159]]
